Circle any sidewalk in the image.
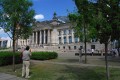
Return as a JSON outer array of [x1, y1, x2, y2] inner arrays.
[[0, 73, 27, 80]]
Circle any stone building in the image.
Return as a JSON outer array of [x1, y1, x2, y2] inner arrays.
[[0, 38, 12, 48], [17, 14, 112, 53]]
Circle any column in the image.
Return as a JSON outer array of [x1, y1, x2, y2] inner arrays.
[[28, 36, 31, 45], [61, 30, 64, 44], [26, 39, 27, 46], [32, 32, 34, 45], [44, 30, 46, 44], [72, 29, 74, 43], [36, 31, 38, 44], [39, 30, 42, 44], [47, 29, 50, 44], [66, 30, 69, 43]]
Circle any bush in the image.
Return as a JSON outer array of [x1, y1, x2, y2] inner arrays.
[[0, 51, 58, 66], [0, 51, 22, 66], [31, 52, 58, 60]]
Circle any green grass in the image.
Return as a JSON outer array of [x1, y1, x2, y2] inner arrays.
[[0, 61, 120, 80]]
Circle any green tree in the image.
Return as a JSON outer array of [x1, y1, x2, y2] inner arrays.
[[68, 0, 94, 63], [91, 0, 120, 80], [0, 0, 35, 71]]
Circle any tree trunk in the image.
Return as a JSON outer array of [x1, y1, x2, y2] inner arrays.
[[105, 43, 110, 80], [84, 35, 87, 63], [84, 23, 87, 63], [12, 23, 16, 72]]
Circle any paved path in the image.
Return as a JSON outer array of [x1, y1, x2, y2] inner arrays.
[[0, 73, 27, 80]]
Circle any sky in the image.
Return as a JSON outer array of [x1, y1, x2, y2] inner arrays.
[[0, 0, 76, 40], [32, 0, 76, 21]]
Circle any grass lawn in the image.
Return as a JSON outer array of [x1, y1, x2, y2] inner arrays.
[[0, 60, 120, 80]]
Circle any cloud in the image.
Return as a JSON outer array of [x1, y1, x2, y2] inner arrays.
[[0, 27, 12, 40], [34, 14, 44, 20], [1, 37, 11, 40]]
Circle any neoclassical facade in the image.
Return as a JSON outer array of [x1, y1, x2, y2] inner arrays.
[[18, 14, 112, 53], [0, 38, 12, 48]]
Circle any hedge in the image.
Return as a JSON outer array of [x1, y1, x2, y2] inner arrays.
[[31, 52, 58, 60], [0, 51, 22, 66], [0, 51, 58, 66]]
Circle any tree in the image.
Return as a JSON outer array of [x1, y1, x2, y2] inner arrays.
[[0, 0, 35, 71], [68, 0, 94, 63], [90, 0, 120, 80], [69, 0, 119, 79]]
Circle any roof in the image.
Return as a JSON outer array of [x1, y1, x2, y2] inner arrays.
[[33, 16, 71, 31]]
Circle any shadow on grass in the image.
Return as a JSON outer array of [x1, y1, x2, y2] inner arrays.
[[99, 56, 120, 62], [56, 65, 106, 80], [56, 75, 66, 80], [66, 59, 79, 63]]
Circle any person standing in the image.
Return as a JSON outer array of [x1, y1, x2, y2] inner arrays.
[[91, 49, 94, 56], [78, 48, 82, 63], [22, 46, 31, 78]]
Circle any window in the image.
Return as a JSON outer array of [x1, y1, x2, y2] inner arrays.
[[3, 40, 7, 47], [91, 45, 95, 49], [68, 46, 71, 50], [63, 46, 65, 49], [74, 37, 78, 43], [64, 37, 67, 44], [74, 46, 76, 49], [59, 37, 62, 44], [58, 31, 61, 36], [63, 29, 67, 35], [69, 36, 72, 43], [80, 46, 83, 49], [58, 47, 60, 49], [68, 30, 72, 34]]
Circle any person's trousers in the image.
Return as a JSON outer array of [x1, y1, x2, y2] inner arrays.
[[22, 61, 30, 78]]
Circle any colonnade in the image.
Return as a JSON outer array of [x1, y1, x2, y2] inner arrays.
[[31, 29, 51, 45], [19, 29, 80, 46], [59, 29, 79, 44]]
